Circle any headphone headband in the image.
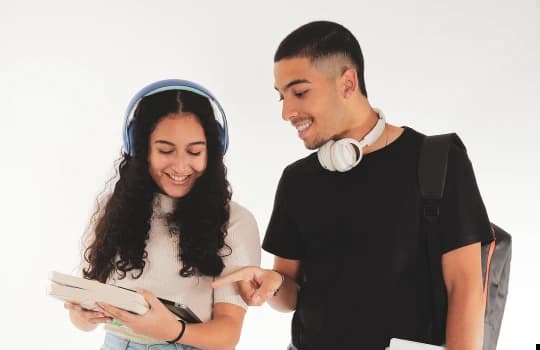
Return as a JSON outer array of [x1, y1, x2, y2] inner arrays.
[[357, 110, 385, 148], [317, 109, 386, 172], [123, 79, 229, 156]]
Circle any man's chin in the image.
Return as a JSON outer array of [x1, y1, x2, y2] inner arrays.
[[303, 138, 325, 150]]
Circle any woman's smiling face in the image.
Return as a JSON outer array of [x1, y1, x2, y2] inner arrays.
[[147, 112, 207, 198]]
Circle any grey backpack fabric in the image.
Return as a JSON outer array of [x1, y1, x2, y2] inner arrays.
[[418, 133, 512, 350]]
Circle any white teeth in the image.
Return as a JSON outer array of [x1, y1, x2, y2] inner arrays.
[[295, 120, 312, 131], [166, 173, 189, 182]]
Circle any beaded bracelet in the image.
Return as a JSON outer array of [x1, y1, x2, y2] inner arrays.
[[167, 319, 187, 344], [271, 269, 285, 296]]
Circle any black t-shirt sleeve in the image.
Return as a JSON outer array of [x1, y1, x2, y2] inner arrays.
[[439, 142, 493, 253], [262, 167, 304, 260]]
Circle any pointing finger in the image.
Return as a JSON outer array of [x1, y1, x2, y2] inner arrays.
[[212, 266, 261, 288]]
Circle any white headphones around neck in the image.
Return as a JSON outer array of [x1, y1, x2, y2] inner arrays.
[[317, 108, 386, 172]]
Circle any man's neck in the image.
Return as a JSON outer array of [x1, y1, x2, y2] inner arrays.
[[337, 102, 379, 141]]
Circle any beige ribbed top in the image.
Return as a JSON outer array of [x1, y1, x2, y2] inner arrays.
[[94, 193, 261, 343]]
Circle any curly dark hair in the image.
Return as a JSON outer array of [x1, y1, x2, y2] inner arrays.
[[83, 90, 232, 283]]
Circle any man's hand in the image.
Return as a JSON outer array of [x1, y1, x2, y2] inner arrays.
[[212, 266, 284, 306]]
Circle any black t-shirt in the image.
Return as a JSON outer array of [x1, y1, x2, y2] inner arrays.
[[262, 127, 493, 350]]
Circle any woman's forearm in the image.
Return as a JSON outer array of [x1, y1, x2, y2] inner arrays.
[[174, 312, 243, 350]]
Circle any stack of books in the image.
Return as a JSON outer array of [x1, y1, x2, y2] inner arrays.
[[47, 271, 201, 323]]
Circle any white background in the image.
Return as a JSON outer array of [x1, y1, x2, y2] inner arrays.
[[1, 0, 538, 349]]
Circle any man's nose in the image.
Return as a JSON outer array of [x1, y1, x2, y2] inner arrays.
[[282, 100, 299, 121]]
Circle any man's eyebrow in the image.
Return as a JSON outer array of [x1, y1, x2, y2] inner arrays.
[[274, 79, 311, 93]]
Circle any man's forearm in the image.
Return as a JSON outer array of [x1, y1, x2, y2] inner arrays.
[[445, 287, 485, 350]]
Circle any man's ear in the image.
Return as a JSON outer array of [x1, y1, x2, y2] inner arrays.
[[340, 67, 358, 98]]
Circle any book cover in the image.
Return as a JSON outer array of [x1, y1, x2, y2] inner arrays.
[[48, 271, 149, 315], [387, 338, 446, 350], [47, 271, 201, 323]]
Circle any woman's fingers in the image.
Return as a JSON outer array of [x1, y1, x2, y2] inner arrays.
[[65, 302, 112, 323]]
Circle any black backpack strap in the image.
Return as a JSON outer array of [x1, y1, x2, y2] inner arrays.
[[419, 134, 453, 202], [418, 133, 465, 345]]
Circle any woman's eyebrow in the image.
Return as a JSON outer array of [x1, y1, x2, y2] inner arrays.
[[188, 141, 206, 147], [154, 140, 175, 146], [154, 140, 206, 147]]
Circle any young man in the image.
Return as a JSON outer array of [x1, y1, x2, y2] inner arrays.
[[213, 21, 492, 350]]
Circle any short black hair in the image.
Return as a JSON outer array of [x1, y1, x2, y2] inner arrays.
[[274, 20, 367, 97]]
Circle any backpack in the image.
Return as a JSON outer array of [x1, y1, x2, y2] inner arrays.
[[418, 133, 512, 350]]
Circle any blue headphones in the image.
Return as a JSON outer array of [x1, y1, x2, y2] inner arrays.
[[122, 79, 229, 157]]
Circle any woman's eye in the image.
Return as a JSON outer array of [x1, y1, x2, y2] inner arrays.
[[188, 151, 202, 156], [294, 90, 308, 98], [158, 149, 174, 154]]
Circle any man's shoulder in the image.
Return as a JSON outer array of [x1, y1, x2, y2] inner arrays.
[[370, 126, 425, 160], [282, 152, 320, 178], [400, 125, 425, 143]]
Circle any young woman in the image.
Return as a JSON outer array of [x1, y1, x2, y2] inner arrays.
[[65, 80, 260, 350]]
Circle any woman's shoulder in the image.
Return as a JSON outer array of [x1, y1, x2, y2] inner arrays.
[[229, 200, 255, 221], [224, 201, 261, 261], [227, 201, 260, 239]]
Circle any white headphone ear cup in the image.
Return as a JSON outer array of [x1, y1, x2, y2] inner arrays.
[[317, 140, 336, 171], [332, 140, 358, 172]]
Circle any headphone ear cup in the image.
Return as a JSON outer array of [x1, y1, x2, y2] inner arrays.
[[331, 140, 358, 172], [217, 124, 227, 154], [317, 140, 337, 171], [124, 120, 135, 157]]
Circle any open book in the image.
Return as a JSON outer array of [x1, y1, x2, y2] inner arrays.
[[386, 338, 446, 350], [48, 271, 201, 323]]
